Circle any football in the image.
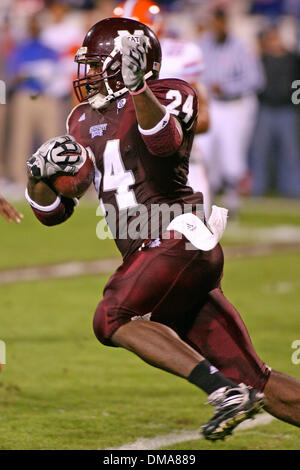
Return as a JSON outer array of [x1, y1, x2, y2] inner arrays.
[[50, 150, 95, 199]]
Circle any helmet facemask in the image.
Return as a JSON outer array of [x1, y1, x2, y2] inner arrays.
[[73, 48, 127, 109], [73, 18, 162, 110]]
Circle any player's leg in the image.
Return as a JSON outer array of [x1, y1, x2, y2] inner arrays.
[[183, 288, 300, 427], [112, 319, 205, 376], [93, 238, 264, 439], [111, 315, 265, 440], [184, 288, 270, 391], [263, 370, 300, 427], [95, 237, 227, 382]]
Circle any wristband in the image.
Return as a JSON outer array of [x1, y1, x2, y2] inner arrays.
[[138, 111, 170, 136], [25, 188, 61, 212], [129, 81, 147, 96]]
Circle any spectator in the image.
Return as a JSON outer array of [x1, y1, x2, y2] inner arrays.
[[7, 15, 61, 189], [197, 8, 264, 216], [40, 0, 85, 99], [251, 26, 300, 196], [41, 1, 85, 58]]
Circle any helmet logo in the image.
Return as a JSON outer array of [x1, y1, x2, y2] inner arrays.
[[117, 98, 127, 109], [115, 30, 151, 52]]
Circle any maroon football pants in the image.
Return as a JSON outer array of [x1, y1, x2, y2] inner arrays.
[[184, 289, 271, 391], [93, 235, 270, 391]]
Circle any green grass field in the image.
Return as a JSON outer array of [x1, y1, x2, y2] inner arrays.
[[0, 198, 300, 450]]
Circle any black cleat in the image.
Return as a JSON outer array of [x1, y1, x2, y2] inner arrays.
[[201, 383, 265, 441]]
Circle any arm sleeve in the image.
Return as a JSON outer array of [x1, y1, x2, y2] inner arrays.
[[138, 111, 183, 157], [148, 79, 198, 130], [25, 188, 77, 226], [139, 79, 199, 157]]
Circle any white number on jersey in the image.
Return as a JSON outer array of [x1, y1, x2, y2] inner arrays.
[[166, 90, 182, 116], [166, 90, 194, 124], [181, 94, 194, 124], [103, 139, 137, 210]]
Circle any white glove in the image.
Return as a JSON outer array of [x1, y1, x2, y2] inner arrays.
[[121, 35, 147, 92], [27, 135, 85, 179]]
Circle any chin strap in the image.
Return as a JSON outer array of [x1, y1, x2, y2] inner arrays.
[[88, 92, 112, 110]]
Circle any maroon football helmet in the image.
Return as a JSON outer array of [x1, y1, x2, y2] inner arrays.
[[73, 17, 162, 109]]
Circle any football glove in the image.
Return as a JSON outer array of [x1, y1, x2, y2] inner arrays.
[[121, 35, 147, 92], [27, 135, 85, 180]]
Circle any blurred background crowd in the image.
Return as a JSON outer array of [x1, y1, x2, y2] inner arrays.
[[0, 0, 300, 216]]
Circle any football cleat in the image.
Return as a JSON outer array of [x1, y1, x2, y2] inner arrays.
[[201, 383, 265, 441]]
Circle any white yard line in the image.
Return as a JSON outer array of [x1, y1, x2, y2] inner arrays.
[[0, 241, 300, 285], [106, 414, 274, 450], [225, 225, 300, 244], [0, 259, 120, 284]]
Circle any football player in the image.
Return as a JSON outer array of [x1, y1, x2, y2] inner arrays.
[[0, 194, 23, 223], [26, 18, 300, 440]]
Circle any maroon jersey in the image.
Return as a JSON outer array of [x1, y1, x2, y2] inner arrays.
[[67, 78, 203, 259]]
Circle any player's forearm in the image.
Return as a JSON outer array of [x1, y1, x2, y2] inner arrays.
[[131, 84, 183, 157], [131, 84, 166, 130], [26, 176, 75, 226], [26, 134, 85, 225], [27, 176, 58, 206]]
